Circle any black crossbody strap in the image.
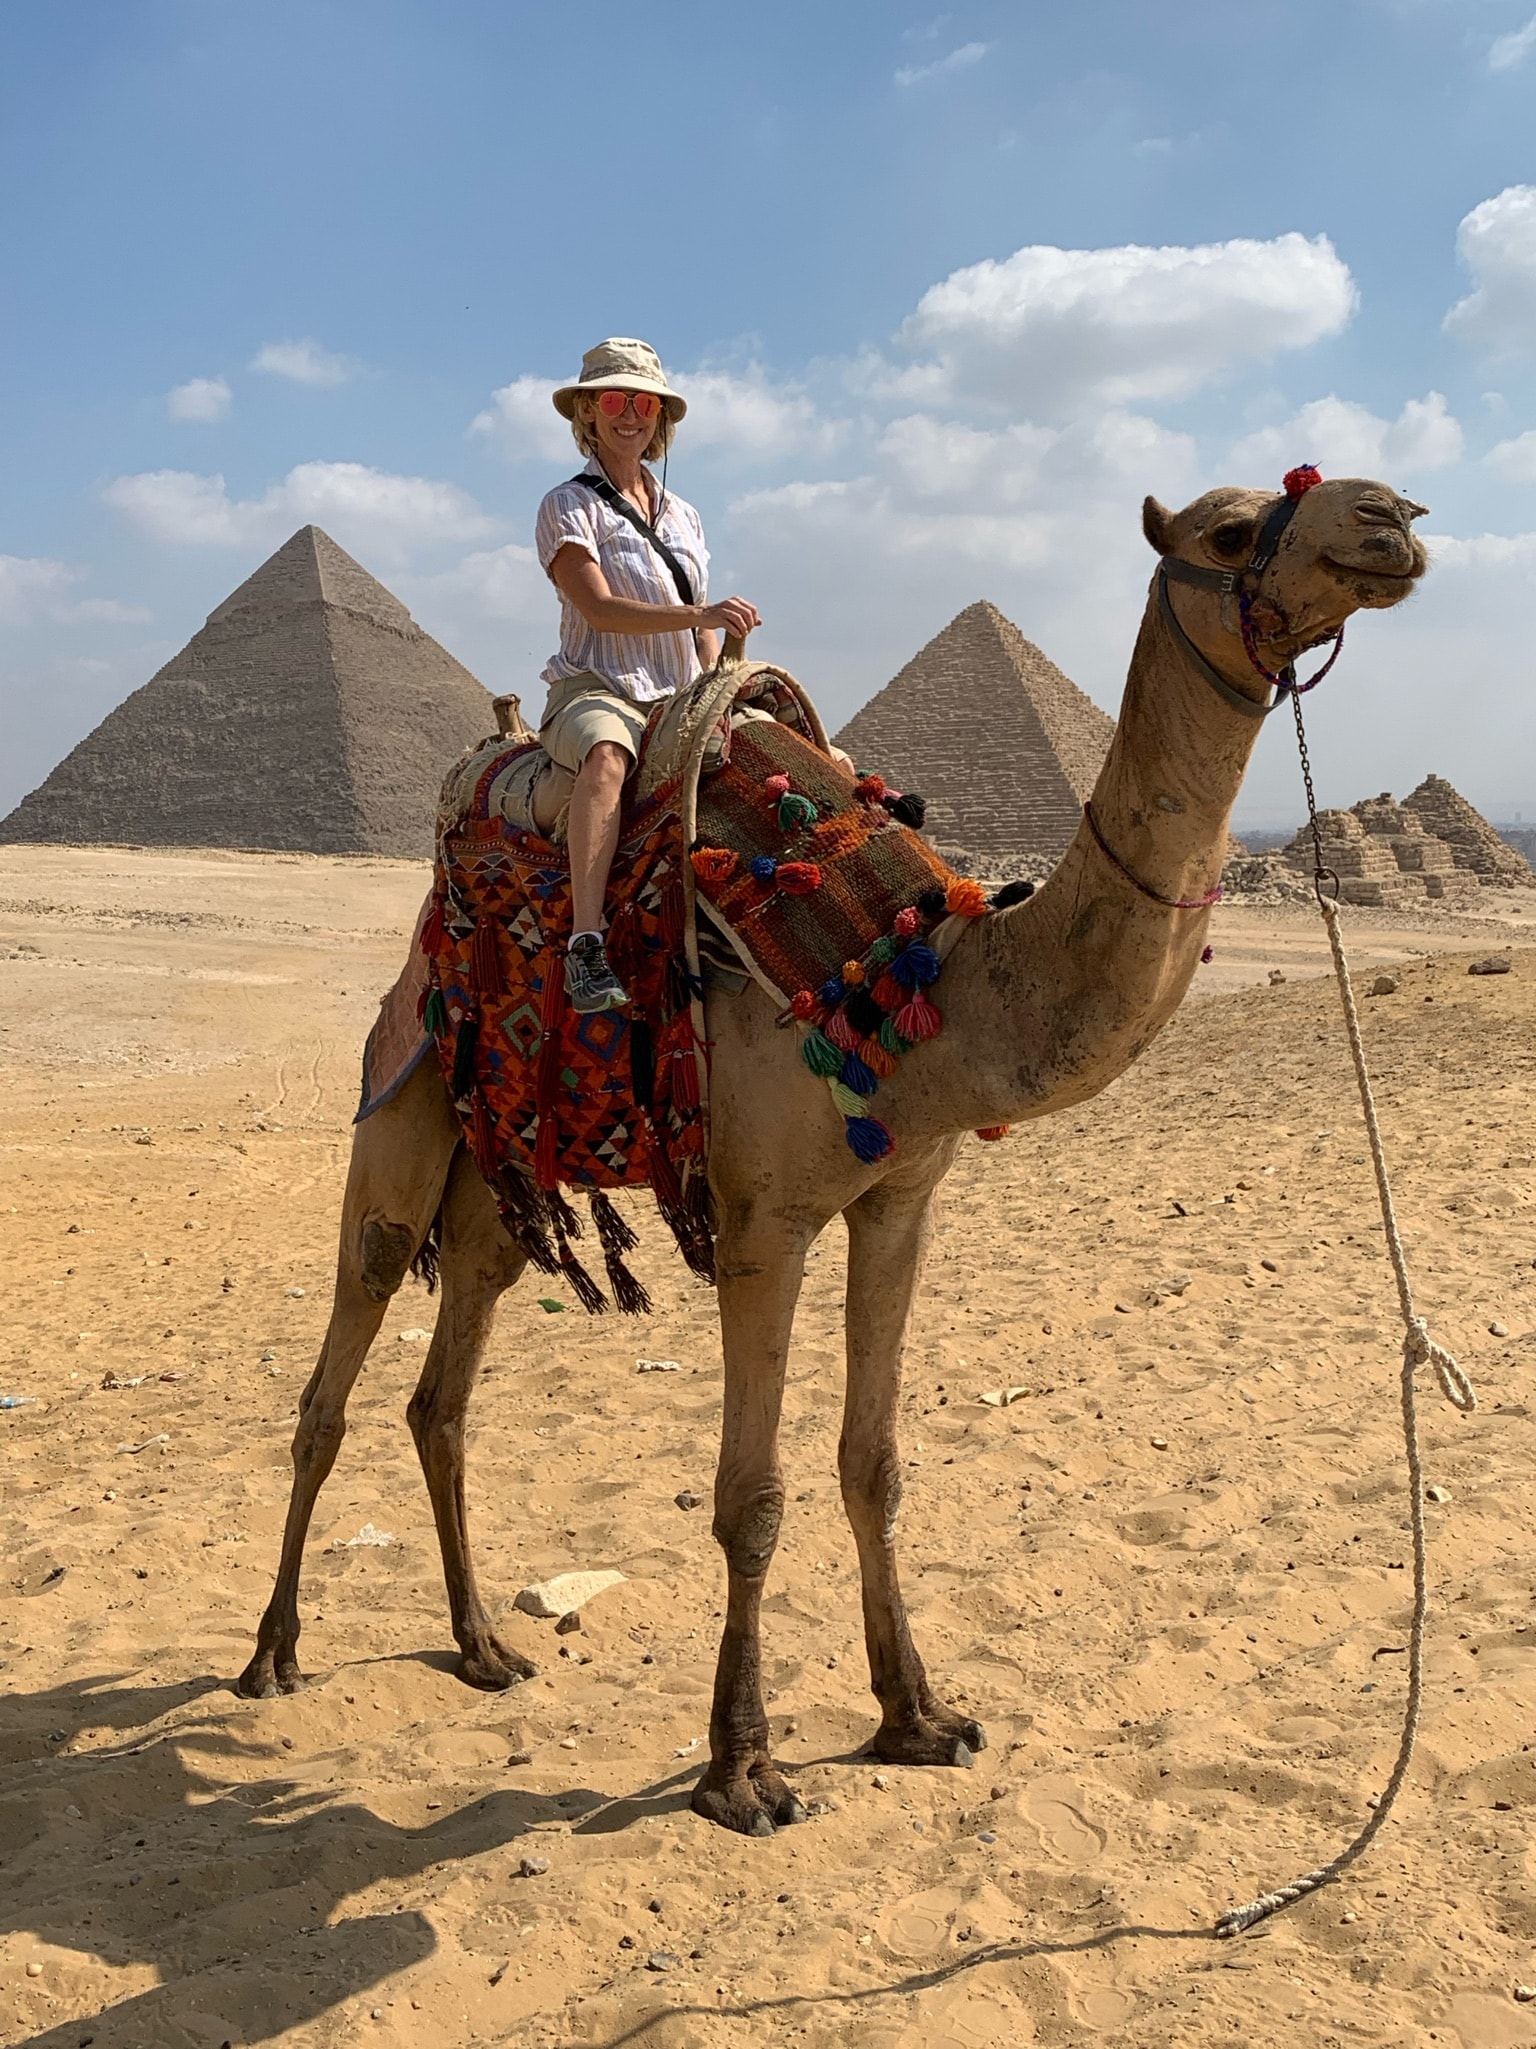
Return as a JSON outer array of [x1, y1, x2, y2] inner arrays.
[[569, 471, 695, 608]]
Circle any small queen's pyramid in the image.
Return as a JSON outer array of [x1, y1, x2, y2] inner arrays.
[[0, 526, 495, 857]]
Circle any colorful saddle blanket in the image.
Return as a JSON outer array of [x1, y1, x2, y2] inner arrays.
[[414, 667, 988, 1312]]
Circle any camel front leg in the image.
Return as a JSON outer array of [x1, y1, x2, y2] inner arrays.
[[406, 1147, 533, 1689], [238, 1059, 458, 1698], [841, 1165, 986, 1767], [692, 1214, 813, 1837]]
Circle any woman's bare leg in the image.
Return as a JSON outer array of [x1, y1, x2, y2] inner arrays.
[[567, 739, 631, 936]]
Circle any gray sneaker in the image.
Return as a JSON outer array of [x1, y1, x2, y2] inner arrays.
[[564, 933, 629, 1013]]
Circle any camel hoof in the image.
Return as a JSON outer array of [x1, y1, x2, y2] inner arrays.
[[456, 1639, 536, 1690], [236, 1655, 305, 1700], [690, 1772, 788, 1838], [872, 1715, 982, 1769]]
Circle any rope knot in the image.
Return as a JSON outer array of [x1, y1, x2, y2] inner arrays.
[[1404, 1318, 1477, 1414]]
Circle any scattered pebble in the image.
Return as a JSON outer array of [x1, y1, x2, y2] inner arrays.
[[489, 1961, 509, 1986], [517, 1855, 550, 1877], [1469, 957, 1512, 976], [646, 1952, 677, 1973], [1341, 1910, 1358, 1924], [1515, 1984, 1536, 2003], [285, 1287, 306, 1298], [1491, 1322, 1510, 1338], [977, 1830, 997, 1844], [636, 1358, 681, 1373], [396, 1327, 432, 1343], [989, 1784, 1006, 1800], [978, 1387, 1029, 1407], [507, 1749, 534, 1766], [260, 1350, 277, 1364], [1150, 1435, 1168, 1451], [1260, 1258, 1278, 1273], [1113, 1302, 1133, 1314], [559, 1737, 579, 1750], [1425, 1485, 1452, 1505], [1369, 973, 1399, 996], [64, 1804, 81, 1818], [116, 1434, 170, 1455], [872, 1773, 889, 1790], [554, 1611, 582, 1636], [673, 1737, 701, 1757], [675, 1490, 703, 1511], [514, 1569, 626, 1620], [1268, 968, 1286, 985], [25, 1962, 42, 1978]]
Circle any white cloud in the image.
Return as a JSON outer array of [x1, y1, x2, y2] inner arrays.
[[1490, 13, 1536, 69], [895, 40, 990, 86], [167, 376, 232, 423], [102, 461, 494, 561], [250, 337, 355, 387], [469, 375, 573, 463], [1228, 391, 1464, 479], [675, 367, 840, 456], [0, 555, 77, 622], [1444, 186, 1536, 355], [884, 232, 1357, 414], [0, 554, 150, 627], [1485, 428, 1536, 482], [405, 541, 546, 621]]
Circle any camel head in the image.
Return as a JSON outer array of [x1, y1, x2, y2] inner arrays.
[[1142, 475, 1428, 669]]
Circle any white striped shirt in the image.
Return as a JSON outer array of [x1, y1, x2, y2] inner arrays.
[[535, 458, 710, 705]]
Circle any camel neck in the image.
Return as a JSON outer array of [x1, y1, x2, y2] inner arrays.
[[895, 586, 1269, 1137]]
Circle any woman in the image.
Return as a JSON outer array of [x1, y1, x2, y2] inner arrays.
[[537, 337, 761, 1013]]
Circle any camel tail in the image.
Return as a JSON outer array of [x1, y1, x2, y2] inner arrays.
[[411, 1209, 443, 1295]]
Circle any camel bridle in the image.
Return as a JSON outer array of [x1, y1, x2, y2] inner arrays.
[[1157, 463, 1347, 719]]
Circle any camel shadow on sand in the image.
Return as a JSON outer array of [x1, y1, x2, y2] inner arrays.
[[1, 1660, 612, 2048]]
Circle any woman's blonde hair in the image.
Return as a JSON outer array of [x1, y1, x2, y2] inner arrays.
[[571, 392, 678, 467]]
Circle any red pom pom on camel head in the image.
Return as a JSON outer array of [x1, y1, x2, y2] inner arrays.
[[1283, 464, 1323, 500]]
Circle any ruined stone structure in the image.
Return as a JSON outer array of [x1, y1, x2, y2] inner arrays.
[[1273, 784, 1530, 906], [832, 601, 1116, 876], [0, 527, 495, 858], [1402, 775, 1535, 890]]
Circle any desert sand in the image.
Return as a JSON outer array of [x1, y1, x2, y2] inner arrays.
[[3, 843, 1535, 2049]]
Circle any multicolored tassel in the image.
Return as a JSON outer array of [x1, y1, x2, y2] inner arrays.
[[845, 1115, 895, 1163]]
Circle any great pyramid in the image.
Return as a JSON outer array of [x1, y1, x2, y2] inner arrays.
[[833, 601, 1117, 875], [0, 526, 495, 858]]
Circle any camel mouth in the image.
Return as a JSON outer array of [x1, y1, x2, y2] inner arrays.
[[1320, 556, 1421, 604]]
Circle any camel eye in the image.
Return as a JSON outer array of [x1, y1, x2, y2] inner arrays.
[[1208, 519, 1254, 560]]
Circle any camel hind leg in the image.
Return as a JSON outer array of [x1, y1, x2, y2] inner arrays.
[[406, 1143, 533, 1689], [237, 1058, 458, 1699]]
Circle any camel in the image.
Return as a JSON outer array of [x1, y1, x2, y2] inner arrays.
[[237, 475, 1428, 1837]]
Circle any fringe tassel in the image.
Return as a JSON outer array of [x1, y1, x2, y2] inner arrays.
[[451, 1013, 479, 1100], [495, 1168, 561, 1277], [470, 1090, 497, 1166], [894, 992, 943, 1043], [659, 878, 685, 950], [670, 1046, 701, 1109], [647, 1126, 684, 1209], [839, 1051, 879, 1097], [801, 1028, 844, 1079], [590, 1189, 638, 1256], [593, 1190, 653, 1316], [420, 900, 445, 952], [545, 1184, 582, 1238], [556, 1231, 607, 1314], [845, 1115, 895, 1163], [470, 919, 503, 998], [860, 1035, 901, 1079], [878, 1016, 913, 1056], [535, 1108, 558, 1188], [824, 1010, 862, 1053], [422, 987, 447, 1037], [870, 972, 905, 1012]]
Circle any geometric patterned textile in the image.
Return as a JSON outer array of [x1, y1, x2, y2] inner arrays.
[[421, 740, 710, 1311]]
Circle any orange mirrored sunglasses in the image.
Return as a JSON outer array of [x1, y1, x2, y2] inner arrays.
[[595, 389, 662, 419]]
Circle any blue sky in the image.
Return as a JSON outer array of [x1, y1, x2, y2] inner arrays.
[[4, 0, 1536, 829]]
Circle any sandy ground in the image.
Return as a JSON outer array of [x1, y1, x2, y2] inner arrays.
[[3, 843, 1536, 2049]]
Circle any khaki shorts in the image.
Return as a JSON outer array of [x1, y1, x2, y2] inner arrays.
[[539, 672, 653, 775]]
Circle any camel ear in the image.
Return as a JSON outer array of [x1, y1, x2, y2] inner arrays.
[[1142, 496, 1176, 557]]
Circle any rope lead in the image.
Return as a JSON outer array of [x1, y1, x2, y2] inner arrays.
[[1216, 723, 1476, 1940]]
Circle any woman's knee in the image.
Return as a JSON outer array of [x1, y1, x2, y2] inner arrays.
[[577, 740, 632, 788]]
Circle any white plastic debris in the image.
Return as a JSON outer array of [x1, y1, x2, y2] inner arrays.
[[636, 1359, 681, 1373], [978, 1387, 1030, 1407], [336, 1522, 395, 1548], [397, 1328, 432, 1343]]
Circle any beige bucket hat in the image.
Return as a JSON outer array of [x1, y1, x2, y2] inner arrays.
[[551, 337, 687, 421]]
